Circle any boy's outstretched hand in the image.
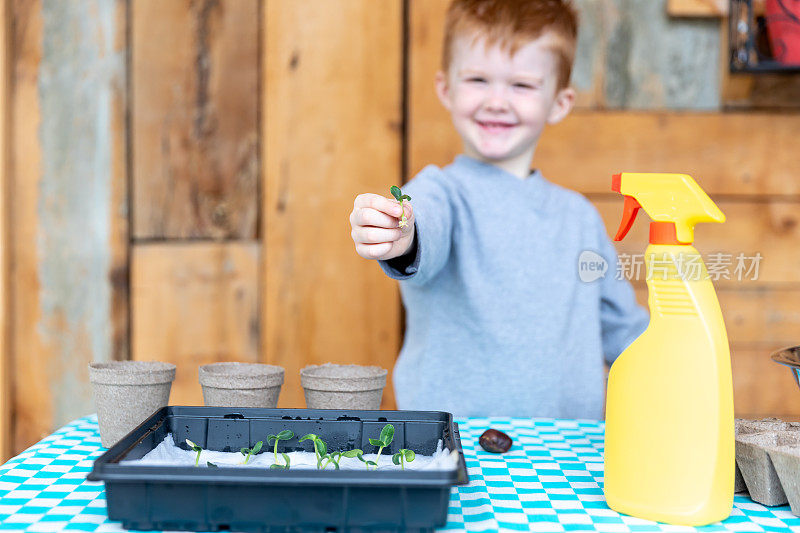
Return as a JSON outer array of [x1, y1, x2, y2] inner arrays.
[[350, 193, 415, 261]]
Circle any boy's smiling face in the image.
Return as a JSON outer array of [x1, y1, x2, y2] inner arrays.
[[436, 32, 575, 178]]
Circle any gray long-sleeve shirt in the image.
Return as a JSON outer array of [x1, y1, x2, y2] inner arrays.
[[379, 155, 649, 419]]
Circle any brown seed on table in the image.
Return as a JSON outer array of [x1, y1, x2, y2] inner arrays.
[[479, 429, 512, 453]]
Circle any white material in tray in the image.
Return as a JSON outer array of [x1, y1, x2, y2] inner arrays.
[[122, 434, 459, 471]]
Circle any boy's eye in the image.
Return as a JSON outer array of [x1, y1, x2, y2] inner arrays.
[[513, 83, 535, 90], [465, 77, 487, 84]]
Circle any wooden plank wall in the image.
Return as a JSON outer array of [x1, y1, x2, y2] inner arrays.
[[0, 0, 9, 463], [263, 0, 402, 409], [129, 0, 261, 405], [131, 0, 259, 240], [6, 0, 402, 457], [3, 0, 799, 458], [10, 0, 127, 455]]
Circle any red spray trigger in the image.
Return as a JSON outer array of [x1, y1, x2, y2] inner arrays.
[[614, 196, 641, 241]]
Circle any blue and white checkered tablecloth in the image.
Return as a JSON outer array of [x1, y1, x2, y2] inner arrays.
[[0, 415, 798, 532]]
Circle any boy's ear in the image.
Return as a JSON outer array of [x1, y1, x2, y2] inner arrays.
[[546, 86, 576, 125], [434, 70, 452, 111]]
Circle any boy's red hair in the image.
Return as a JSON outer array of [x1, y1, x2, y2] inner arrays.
[[442, 0, 579, 89]]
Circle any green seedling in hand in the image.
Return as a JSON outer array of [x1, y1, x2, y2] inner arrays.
[[300, 434, 328, 469], [267, 430, 294, 470], [186, 439, 203, 467], [390, 186, 411, 228], [367, 424, 395, 469], [392, 449, 416, 470], [240, 440, 263, 465]]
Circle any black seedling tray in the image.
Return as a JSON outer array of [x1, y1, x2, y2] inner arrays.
[[87, 406, 469, 532]]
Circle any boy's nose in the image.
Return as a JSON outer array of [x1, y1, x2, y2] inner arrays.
[[484, 86, 510, 111]]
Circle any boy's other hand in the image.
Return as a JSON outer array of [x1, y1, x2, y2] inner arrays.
[[350, 193, 415, 261]]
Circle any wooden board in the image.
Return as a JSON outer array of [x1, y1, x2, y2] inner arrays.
[[131, 243, 260, 406], [0, 0, 9, 464], [132, 0, 259, 240], [726, 75, 800, 109], [263, 0, 403, 409], [537, 112, 800, 197], [407, 0, 461, 178], [667, 0, 765, 17], [11, 0, 127, 454], [579, 0, 720, 109], [720, 19, 800, 109], [667, 0, 728, 17], [733, 345, 800, 417], [594, 198, 800, 286]]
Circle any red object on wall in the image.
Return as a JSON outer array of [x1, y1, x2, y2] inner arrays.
[[766, 0, 800, 64]]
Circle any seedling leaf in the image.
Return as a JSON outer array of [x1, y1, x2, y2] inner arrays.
[[392, 453, 401, 465], [379, 424, 394, 445], [390, 185, 402, 200], [252, 441, 263, 454], [368, 438, 382, 446], [277, 430, 294, 440], [404, 449, 415, 462], [315, 439, 327, 457]]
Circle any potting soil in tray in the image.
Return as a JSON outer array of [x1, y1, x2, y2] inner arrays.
[[88, 406, 469, 532], [122, 432, 458, 470]]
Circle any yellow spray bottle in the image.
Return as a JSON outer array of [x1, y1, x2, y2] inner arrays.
[[604, 173, 734, 526]]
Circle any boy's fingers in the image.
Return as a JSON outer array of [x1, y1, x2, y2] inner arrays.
[[354, 193, 406, 218], [351, 226, 403, 244], [356, 242, 392, 259], [355, 207, 396, 229]]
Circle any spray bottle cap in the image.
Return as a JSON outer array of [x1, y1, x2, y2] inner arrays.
[[611, 173, 725, 245]]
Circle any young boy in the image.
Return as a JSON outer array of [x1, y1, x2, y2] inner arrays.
[[349, 0, 648, 419]]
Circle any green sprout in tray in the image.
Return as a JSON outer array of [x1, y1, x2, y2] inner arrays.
[[392, 449, 416, 470], [184, 424, 417, 471], [366, 424, 394, 470], [186, 439, 203, 467], [321, 449, 363, 470], [240, 441, 263, 465], [267, 430, 293, 470], [299, 433, 328, 469]]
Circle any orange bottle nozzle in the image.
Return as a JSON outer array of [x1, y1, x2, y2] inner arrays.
[[614, 196, 641, 241], [611, 173, 622, 193]]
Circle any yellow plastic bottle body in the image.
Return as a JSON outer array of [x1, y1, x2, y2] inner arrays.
[[604, 244, 734, 526]]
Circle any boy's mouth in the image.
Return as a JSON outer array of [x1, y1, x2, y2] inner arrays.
[[476, 120, 516, 134]]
